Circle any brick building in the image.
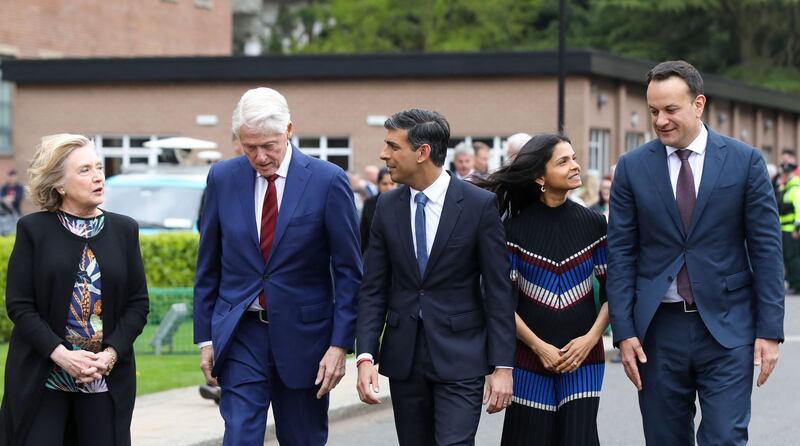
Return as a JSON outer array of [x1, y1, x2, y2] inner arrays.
[[4, 50, 800, 209], [0, 0, 232, 166]]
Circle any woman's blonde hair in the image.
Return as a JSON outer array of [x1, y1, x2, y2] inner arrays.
[[28, 133, 94, 212]]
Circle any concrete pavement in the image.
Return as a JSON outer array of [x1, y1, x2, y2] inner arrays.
[[130, 357, 391, 446], [131, 337, 615, 446]]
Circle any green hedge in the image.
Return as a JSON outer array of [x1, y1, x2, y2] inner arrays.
[[0, 232, 199, 342]]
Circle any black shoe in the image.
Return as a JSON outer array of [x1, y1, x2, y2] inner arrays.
[[199, 385, 221, 404]]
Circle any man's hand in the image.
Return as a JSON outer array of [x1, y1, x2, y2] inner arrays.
[[315, 346, 347, 399], [754, 338, 780, 387], [200, 345, 218, 387], [356, 360, 382, 404], [618, 337, 647, 391], [483, 368, 513, 414]]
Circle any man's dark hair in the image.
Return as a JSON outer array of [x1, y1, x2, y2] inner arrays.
[[646, 60, 704, 97], [782, 149, 797, 158], [384, 109, 450, 167]]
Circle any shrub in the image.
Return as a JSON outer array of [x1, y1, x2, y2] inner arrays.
[[0, 231, 200, 342]]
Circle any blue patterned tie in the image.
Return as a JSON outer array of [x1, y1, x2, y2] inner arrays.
[[414, 192, 429, 277]]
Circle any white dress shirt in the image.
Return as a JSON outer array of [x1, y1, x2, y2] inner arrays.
[[410, 169, 451, 259], [662, 124, 708, 303]]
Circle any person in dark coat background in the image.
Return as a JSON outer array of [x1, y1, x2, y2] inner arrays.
[[359, 167, 396, 254], [0, 134, 149, 446]]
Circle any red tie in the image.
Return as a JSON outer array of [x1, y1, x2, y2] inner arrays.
[[259, 174, 278, 309]]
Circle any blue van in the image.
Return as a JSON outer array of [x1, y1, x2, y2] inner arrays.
[[103, 169, 207, 233]]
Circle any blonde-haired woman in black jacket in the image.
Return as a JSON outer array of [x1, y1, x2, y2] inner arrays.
[[0, 134, 149, 446]]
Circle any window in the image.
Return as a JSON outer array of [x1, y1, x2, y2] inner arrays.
[[292, 136, 352, 171], [0, 59, 12, 154], [588, 129, 611, 174], [625, 132, 645, 152], [95, 135, 172, 177], [445, 136, 505, 172], [194, 0, 213, 9]]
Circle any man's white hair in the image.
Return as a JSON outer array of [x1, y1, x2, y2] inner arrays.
[[232, 87, 291, 137], [453, 142, 475, 157], [504, 132, 532, 160]]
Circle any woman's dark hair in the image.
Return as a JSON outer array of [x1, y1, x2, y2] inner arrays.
[[474, 132, 571, 218], [377, 167, 390, 184]]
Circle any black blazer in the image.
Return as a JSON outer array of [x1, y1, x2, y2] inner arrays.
[[357, 174, 515, 381], [0, 211, 149, 446], [360, 194, 378, 254]]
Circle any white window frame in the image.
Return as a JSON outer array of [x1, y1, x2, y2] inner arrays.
[[94, 135, 165, 171], [445, 136, 504, 172], [291, 135, 352, 171], [624, 131, 645, 152], [589, 128, 611, 174]]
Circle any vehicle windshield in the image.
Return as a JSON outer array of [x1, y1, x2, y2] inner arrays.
[[103, 185, 204, 230]]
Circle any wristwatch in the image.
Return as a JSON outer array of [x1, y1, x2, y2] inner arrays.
[[103, 347, 118, 376]]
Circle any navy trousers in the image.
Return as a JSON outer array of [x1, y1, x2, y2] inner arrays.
[[218, 312, 329, 445], [389, 321, 485, 446], [639, 303, 754, 446]]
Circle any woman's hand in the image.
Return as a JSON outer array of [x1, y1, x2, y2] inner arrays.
[[95, 346, 118, 376], [556, 333, 599, 373], [50, 345, 105, 383], [532, 341, 563, 372]]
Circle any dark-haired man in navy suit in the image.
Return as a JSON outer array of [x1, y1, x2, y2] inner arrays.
[[356, 108, 516, 446], [608, 61, 784, 445]]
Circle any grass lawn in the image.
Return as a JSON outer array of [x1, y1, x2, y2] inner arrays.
[[0, 321, 204, 399]]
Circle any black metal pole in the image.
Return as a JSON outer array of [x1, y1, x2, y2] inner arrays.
[[558, 0, 566, 132]]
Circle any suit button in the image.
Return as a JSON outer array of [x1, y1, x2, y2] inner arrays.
[[262, 274, 270, 281], [667, 276, 673, 282], [419, 289, 424, 296]]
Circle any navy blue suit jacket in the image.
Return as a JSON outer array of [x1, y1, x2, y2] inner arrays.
[[193, 147, 363, 388], [357, 173, 516, 381], [607, 126, 784, 349]]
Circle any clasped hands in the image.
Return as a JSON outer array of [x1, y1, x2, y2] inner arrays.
[[50, 344, 117, 383], [534, 333, 598, 374]]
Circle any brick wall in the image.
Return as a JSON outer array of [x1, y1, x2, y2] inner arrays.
[[0, 0, 231, 58]]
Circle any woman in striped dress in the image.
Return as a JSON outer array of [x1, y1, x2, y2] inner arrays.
[[478, 133, 609, 445]]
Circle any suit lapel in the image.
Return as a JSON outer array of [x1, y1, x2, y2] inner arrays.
[[270, 145, 311, 259], [233, 157, 260, 251], [395, 186, 417, 279], [424, 175, 463, 280], [688, 129, 727, 238], [644, 144, 684, 236]]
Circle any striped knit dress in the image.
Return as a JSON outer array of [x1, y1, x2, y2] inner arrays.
[[501, 198, 607, 446]]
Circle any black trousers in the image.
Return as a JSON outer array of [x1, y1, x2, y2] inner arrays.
[[24, 389, 115, 446], [389, 321, 485, 446]]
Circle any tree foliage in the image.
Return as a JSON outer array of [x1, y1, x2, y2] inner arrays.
[[267, 0, 800, 92]]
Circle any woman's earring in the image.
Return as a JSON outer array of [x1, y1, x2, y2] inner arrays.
[[540, 184, 546, 193]]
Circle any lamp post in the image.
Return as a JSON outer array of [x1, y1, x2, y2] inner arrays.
[[558, 0, 567, 132]]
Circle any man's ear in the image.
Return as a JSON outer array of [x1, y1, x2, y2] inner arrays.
[[286, 121, 294, 139], [417, 144, 431, 164]]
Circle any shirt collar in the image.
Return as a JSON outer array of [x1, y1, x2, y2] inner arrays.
[[411, 169, 450, 205], [666, 123, 708, 157], [255, 141, 292, 180]]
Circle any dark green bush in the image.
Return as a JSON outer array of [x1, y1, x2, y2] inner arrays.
[[0, 232, 199, 342]]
